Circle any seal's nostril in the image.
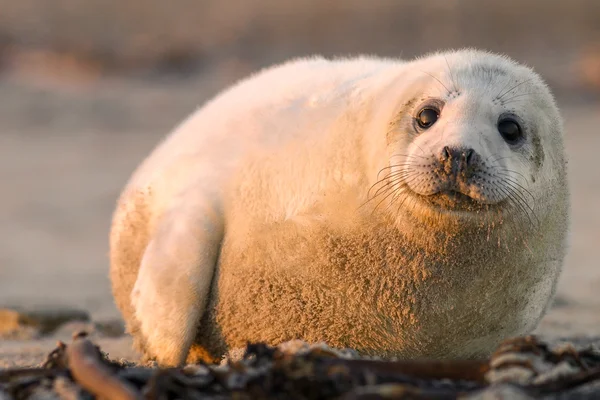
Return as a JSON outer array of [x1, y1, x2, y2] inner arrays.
[[442, 146, 451, 160], [465, 149, 475, 165]]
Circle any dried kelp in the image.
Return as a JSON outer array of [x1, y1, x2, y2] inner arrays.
[[1, 334, 600, 399]]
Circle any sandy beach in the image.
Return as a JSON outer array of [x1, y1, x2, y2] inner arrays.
[[0, 70, 598, 368]]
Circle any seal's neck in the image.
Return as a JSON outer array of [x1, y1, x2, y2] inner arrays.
[[386, 207, 536, 261]]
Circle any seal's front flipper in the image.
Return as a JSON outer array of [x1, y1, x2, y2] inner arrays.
[[131, 200, 223, 366]]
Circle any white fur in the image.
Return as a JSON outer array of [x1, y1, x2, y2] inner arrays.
[[111, 49, 569, 365]]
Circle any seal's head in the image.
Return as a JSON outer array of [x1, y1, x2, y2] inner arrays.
[[375, 50, 567, 231]]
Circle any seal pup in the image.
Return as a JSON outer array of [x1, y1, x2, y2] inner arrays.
[[109, 49, 570, 366]]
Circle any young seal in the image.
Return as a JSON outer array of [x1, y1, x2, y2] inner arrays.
[[109, 49, 570, 366]]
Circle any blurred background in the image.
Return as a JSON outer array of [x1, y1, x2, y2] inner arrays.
[[0, 0, 598, 335]]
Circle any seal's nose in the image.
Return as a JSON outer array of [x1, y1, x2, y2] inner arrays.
[[439, 146, 478, 179]]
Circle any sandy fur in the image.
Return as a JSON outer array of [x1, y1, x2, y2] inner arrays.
[[109, 49, 569, 366]]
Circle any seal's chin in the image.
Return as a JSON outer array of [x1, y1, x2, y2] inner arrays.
[[412, 189, 500, 214]]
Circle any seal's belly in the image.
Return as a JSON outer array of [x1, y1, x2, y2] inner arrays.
[[202, 220, 550, 360]]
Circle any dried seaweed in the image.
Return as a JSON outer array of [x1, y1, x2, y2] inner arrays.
[[1, 334, 599, 399]]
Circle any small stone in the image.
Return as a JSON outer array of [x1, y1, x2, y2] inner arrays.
[[485, 366, 535, 386], [0, 306, 90, 336], [532, 361, 580, 385], [182, 364, 211, 376]]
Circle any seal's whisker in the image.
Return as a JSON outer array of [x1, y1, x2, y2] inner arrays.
[[373, 167, 414, 189], [383, 160, 427, 169], [381, 171, 423, 203], [495, 78, 514, 101], [389, 153, 427, 159], [485, 155, 511, 166], [368, 171, 413, 200], [444, 55, 459, 93], [385, 185, 411, 214], [369, 175, 415, 214], [396, 190, 416, 219], [485, 155, 530, 176], [493, 166, 531, 185], [502, 92, 544, 104], [498, 176, 535, 205], [487, 156, 531, 175], [363, 170, 416, 210], [496, 174, 533, 206], [419, 70, 451, 95], [409, 194, 426, 225], [490, 192, 521, 243], [503, 181, 540, 227], [497, 77, 535, 100], [396, 189, 415, 218], [494, 186, 532, 242], [503, 181, 537, 215], [376, 162, 421, 179], [377, 167, 414, 180], [505, 174, 535, 198], [500, 183, 539, 228], [496, 172, 536, 203], [494, 172, 532, 196], [502, 190, 532, 228], [501, 99, 529, 106], [375, 168, 403, 181], [500, 92, 544, 104]]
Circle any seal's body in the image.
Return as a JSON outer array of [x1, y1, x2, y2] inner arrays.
[[110, 50, 570, 366]]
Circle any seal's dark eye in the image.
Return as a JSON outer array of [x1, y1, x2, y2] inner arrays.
[[416, 108, 439, 129], [498, 118, 523, 144]]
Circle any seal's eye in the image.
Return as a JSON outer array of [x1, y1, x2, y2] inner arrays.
[[498, 118, 523, 144], [416, 108, 439, 129]]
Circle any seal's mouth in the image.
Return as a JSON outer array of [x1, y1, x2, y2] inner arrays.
[[414, 190, 496, 213]]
